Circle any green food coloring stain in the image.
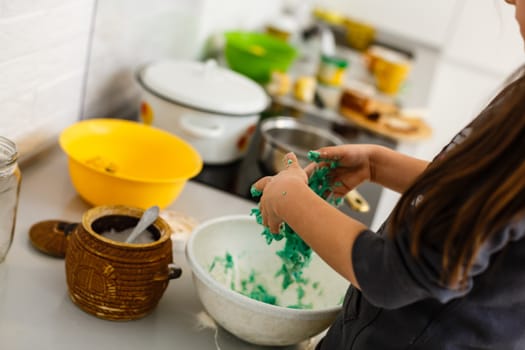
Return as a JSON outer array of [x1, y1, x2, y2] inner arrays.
[[210, 252, 279, 306], [209, 250, 321, 309]]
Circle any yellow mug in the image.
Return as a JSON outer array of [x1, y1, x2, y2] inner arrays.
[[373, 55, 411, 95]]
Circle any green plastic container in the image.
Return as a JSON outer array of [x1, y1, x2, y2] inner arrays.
[[224, 31, 298, 83]]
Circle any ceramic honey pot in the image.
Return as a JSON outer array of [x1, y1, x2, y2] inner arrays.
[[29, 205, 181, 321]]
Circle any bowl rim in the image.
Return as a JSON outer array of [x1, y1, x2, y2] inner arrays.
[[224, 31, 298, 57], [185, 214, 345, 320], [59, 118, 203, 184]]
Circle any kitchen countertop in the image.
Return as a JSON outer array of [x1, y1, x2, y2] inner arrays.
[[0, 146, 316, 350]]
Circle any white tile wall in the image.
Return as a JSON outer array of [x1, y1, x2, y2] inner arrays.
[[82, 0, 283, 120], [0, 0, 284, 159], [82, 0, 206, 120], [0, 0, 95, 160], [444, 0, 523, 76], [0, 0, 68, 17]]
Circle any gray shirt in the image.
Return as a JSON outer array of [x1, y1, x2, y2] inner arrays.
[[317, 114, 525, 349], [317, 214, 525, 350]]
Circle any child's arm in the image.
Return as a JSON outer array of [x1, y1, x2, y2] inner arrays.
[[254, 153, 367, 288], [314, 144, 429, 194], [368, 145, 429, 193]]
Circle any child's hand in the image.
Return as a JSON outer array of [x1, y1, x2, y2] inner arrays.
[[305, 145, 374, 198], [252, 153, 308, 234]]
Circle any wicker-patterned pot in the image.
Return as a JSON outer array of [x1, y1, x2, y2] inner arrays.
[[64, 205, 180, 321]]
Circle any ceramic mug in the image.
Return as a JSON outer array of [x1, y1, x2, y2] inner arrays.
[[373, 55, 411, 95]]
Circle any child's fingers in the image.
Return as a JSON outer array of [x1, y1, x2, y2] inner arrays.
[[304, 162, 317, 176], [251, 176, 272, 195], [283, 152, 300, 169], [315, 147, 341, 161]]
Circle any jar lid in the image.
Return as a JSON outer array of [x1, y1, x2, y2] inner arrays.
[[138, 60, 270, 116], [320, 54, 348, 68]]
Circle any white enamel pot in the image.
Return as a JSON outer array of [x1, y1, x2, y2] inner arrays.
[[137, 60, 269, 164]]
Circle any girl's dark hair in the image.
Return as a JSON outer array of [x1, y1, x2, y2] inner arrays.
[[388, 67, 525, 288]]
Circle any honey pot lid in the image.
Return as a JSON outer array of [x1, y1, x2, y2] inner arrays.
[[28, 220, 77, 258]]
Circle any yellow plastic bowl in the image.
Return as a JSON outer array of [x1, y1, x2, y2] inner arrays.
[[59, 118, 202, 209]]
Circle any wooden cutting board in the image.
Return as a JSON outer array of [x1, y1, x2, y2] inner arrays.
[[340, 107, 433, 141]]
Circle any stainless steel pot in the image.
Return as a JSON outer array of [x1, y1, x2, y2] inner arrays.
[[258, 117, 345, 174], [257, 116, 369, 212]]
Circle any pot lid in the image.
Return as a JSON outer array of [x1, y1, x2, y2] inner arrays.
[[29, 220, 77, 258], [139, 60, 269, 116]]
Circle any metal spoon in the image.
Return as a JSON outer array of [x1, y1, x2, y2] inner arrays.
[[125, 205, 160, 243]]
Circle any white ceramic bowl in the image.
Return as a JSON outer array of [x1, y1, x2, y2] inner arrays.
[[185, 215, 349, 346]]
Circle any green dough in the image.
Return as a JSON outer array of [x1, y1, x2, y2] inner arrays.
[[241, 271, 277, 305], [307, 150, 321, 162], [251, 151, 341, 291], [210, 250, 324, 308], [250, 186, 262, 198]]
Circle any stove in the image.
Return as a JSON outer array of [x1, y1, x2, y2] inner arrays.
[[193, 102, 397, 227]]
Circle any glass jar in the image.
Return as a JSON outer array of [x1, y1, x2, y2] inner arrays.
[[0, 137, 21, 263], [317, 54, 349, 87]]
